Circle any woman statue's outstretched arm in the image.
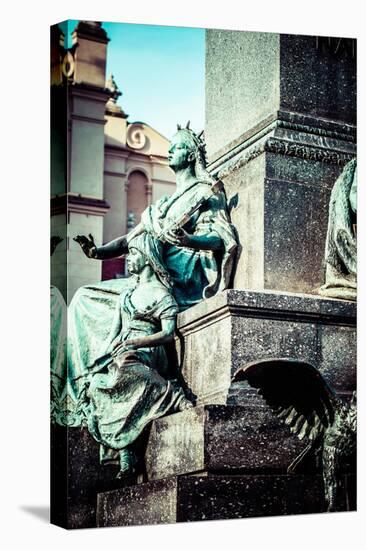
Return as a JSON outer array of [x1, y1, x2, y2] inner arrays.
[[74, 224, 144, 260]]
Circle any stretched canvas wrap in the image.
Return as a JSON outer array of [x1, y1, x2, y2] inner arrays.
[[50, 21, 357, 529]]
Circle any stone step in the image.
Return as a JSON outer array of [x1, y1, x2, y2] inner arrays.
[[97, 473, 356, 527], [145, 404, 307, 481]]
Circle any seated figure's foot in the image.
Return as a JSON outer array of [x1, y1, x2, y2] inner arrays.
[[117, 448, 137, 477], [170, 383, 195, 412], [178, 396, 194, 411]]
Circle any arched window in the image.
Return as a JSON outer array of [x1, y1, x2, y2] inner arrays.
[[126, 170, 149, 226]]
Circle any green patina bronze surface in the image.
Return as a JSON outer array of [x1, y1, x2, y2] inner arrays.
[[74, 125, 237, 310], [52, 126, 238, 469], [84, 233, 191, 473], [319, 158, 357, 300]]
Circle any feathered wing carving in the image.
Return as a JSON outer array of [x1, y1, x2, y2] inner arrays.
[[232, 358, 340, 443], [232, 358, 356, 512]]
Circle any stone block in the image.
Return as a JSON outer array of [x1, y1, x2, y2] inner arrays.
[[177, 290, 356, 405], [97, 473, 355, 527], [145, 405, 305, 481], [214, 146, 354, 294], [262, 174, 332, 293], [205, 30, 280, 157], [97, 478, 177, 527], [279, 34, 356, 124]]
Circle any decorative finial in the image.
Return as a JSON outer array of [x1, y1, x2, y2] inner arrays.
[[186, 120, 190, 129], [106, 74, 122, 103], [177, 124, 182, 130]]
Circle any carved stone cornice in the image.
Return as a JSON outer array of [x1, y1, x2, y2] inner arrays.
[[71, 114, 107, 126], [276, 119, 356, 143], [209, 110, 356, 178], [51, 194, 110, 216], [215, 137, 355, 180], [177, 289, 356, 336], [216, 143, 265, 179], [209, 111, 355, 167], [70, 81, 112, 103], [264, 138, 355, 164], [277, 110, 356, 140]]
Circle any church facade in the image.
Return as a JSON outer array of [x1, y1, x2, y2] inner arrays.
[[51, 21, 176, 303]]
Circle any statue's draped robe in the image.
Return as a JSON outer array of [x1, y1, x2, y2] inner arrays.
[[50, 285, 70, 425], [86, 285, 185, 462], [320, 159, 357, 300], [64, 181, 237, 426], [141, 180, 237, 307]]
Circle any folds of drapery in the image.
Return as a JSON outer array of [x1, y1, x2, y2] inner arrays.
[[141, 181, 238, 309], [320, 158, 357, 300], [64, 278, 133, 426]]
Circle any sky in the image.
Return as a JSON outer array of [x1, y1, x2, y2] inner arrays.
[[60, 20, 205, 140]]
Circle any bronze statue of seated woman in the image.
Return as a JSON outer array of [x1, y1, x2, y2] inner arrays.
[[67, 125, 238, 428]]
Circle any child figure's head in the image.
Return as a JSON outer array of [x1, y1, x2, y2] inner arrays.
[[127, 233, 171, 288]]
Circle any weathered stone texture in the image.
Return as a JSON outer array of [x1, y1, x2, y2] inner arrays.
[[177, 289, 356, 405], [97, 473, 355, 527], [279, 34, 356, 124], [97, 478, 178, 527], [51, 425, 138, 529], [206, 31, 356, 160], [205, 30, 280, 157], [145, 405, 305, 481], [206, 31, 356, 295]]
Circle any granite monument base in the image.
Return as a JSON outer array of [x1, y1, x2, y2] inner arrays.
[[97, 473, 355, 527], [53, 290, 356, 529], [205, 31, 356, 295]]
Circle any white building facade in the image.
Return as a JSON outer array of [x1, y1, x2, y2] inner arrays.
[[51, 21, 176, 302]]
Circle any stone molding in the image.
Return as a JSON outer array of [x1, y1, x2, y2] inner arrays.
[[208, 111, 356, 178], [208, 110, 356, 167], [103, 170, 127, 179], [51, 194, 110, 216], [70, 82, 112, 104], [71, 113, 107, 126], [276, 119, 355, 143], [265, 137, 355, 164], [215, 136, 356, 180], [177, 290, 356, 336]]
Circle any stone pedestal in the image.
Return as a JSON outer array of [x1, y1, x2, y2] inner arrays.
[[176, 289, 356, 405], [206, 31, 356, 294], [97, 473, 355, 527]]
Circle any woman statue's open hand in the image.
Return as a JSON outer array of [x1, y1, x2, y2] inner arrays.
[[112, 338, 144, 357], [74, 234, 97, 258]]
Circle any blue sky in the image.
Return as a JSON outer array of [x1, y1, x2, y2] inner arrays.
[[60, 20, 205, 139]]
